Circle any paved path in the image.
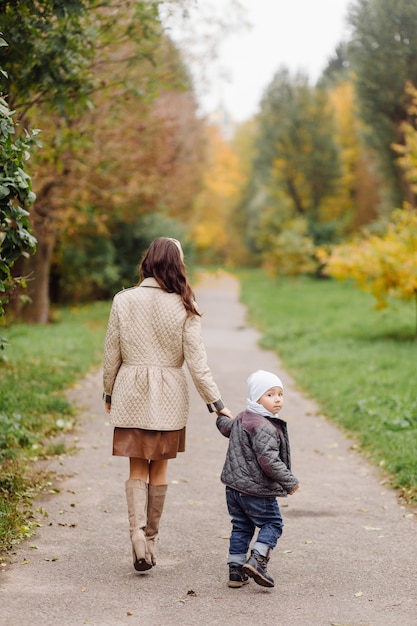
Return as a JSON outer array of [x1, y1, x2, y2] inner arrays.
[[1, 272, 416, 626]]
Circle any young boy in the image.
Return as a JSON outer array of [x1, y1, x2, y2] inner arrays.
[[216, 370, 299, 589]]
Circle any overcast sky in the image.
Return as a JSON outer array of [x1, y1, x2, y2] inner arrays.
[[169, 0, 354, 122]]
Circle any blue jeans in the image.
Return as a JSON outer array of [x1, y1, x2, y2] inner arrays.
[[225, 486, 284, 566]]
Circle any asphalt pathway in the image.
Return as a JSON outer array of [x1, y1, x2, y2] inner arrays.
[[1, 272, 416, 626]]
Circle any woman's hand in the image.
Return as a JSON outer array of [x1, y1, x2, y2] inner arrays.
[[105, 402, 111, 414], [217, 407, 233, 419]]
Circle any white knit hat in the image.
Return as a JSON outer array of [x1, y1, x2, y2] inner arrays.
[[247, 370, 284, 403]]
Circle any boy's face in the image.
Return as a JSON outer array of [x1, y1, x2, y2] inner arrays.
[[258, 386, 284, 414]]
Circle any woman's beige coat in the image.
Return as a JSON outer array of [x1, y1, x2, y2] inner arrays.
[[103, 277, 222, 431]]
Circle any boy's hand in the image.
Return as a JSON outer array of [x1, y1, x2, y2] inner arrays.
[[289, 485, 300, 495]]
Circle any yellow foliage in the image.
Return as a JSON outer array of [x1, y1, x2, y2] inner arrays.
[[191, 125, 246, 260], [263, 230, 317, 277], [393, 82, 417, 197], [326, 80, 380, 228], [320, 208, 417, 306]]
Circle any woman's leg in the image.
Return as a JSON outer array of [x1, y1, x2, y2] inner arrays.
[[148, 459, 168, 485], [146, 459, 169, 565], [125, 458, 151, 570], [128, 458, 168, 483], [129, 457, 150, 481]]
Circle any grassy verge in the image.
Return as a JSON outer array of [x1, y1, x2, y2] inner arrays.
[[0, 301, 111, 552], [237, 270, 417, 503]]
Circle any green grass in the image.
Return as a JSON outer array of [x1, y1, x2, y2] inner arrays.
[[238, 270, 417, 501], [0, 301, 111, 552]]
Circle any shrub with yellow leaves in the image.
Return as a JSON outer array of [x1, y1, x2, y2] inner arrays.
[[318, 209, 417, 326]]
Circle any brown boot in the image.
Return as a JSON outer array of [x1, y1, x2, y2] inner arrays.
[[145, 484, 167, 566], [125, 479, 152, 571]]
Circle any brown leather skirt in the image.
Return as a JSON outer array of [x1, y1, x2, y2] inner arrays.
[[112, 427, 186, 460]]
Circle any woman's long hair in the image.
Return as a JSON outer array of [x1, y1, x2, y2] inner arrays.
[[138, 238, 201, 316]]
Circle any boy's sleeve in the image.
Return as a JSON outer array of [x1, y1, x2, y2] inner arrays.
[[216, 414, 233, 438], [251, 426, 299, 494]]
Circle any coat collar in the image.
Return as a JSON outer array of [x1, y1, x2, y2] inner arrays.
[[139, 277, 162, 289]]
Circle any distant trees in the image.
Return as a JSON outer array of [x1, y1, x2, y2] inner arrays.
[[3, 0, 417, 324], [191, 124, 245, 264], [320, 82, 417, 333], [239, 69, 345, 275], [232, 0, 417, 286]]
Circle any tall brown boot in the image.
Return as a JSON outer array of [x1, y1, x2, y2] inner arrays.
[[145, 484, 167, 566], [125, 479, 152, 572]]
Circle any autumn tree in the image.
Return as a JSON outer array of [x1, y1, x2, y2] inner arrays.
[[319, 81, 417, 332], [326, 79, 381, 231], [51, 63, 206, 302], [191, 124, 245, 264], [1, 1, 202, 320], [241, 69, 343, 275], [347, 0, 417, 207], [393, 82, 417, 197]]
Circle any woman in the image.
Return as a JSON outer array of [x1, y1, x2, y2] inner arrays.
[[103, 237, 232, 572]]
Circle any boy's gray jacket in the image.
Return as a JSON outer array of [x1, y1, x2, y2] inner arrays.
[[216, 410, 299, 497], [103, 277, 222, 431]]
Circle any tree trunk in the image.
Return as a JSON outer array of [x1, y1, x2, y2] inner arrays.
[[22, 233, 54, 323], [10, 181, 59, 323]]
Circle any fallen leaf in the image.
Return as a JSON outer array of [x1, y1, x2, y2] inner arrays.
[[364, 526, 381, 531], [81, 587, 87, 592], [283, 550, 293, 554], [126, 611, 133, 616], [187, 589, 198, 596], [21, 559, 30, 565], [354, 591, 363, 597]]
